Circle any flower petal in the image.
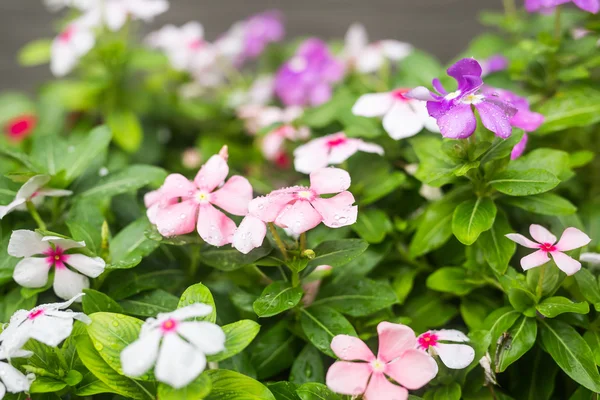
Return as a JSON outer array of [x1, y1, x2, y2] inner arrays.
[[352, 93, 394, 117], [573, 0, 600, 13], [327, 140, 360, 166], [505, 233, 539, 248], [383, 101, 425, 140], [66, 254, 105, 278], [166, 303, 213, 321], [248, 192, 296, 222], [530, 224, 557, 244], [309, 168, 351, 194], [551, 251, 581, 276], [274, 200, 323, 236], [0, 198, 26, 219], [28, 314, 75, 347], [53, 267, 90, 301], [13, 258, 50, 288], [364, 372, 409, 400], [581, 252, 600, 264], [385, 348, 438, 390], [474, 100, 514, 139], [42, 236, 86, 251], [435, 329, 470, 343], [521, 250, 550, 271], [154, 333, 207, 389], [8, 230, 50, 257], [197, 204, 237, 246], [311, 192, 357, 229], [293, 140, 331, 174], [194, 154, 229, 192], [554, 227, 591, 252], [120, 329, 162, 377], [16, 175, 51, 200], [0, 361, 31, 393], [380, 40, 412, 60], [177, 321, 226, 355], [435, 343, 475, 369], [330, 335, 375, 361], [377, 322, 417, 363], [36, 188, 73, 198], [154, 200, 199, 237], [211, 176, 253, 216], [326, 361, 372, 396], [232, 215, 267, 254], [160, 174, 197, 201], [436, 104, 477, 139], [355, 140, 385, 156]]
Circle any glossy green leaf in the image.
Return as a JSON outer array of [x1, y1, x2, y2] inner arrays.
[[452, 197, 497, 245], [108, 217, 160, 269], [496, 316, 537, 372], [296, 382, 342, 400], [290, 345, 324, 385], [477, 210, 515, 275], [573, 268, 600, 311], [536, 296, 590, 318], [202, 244, 272, 271], [536, 87, 600, 134], [307, 239, 369, 270], [178, 283, 217, 323], [79, 164, 167, 199], [209, 320, 261, 362], [204, 369, 276, 400], [157, 372, 211, 400], [300, 306, 357, 357], [502, 193, 577, 216], [489, 169, 560, 196], [18, 39, 52, 66], [82, 289, 124, 314], [119, 289, 178, 317], [63, 125, 112, 184], [253, 282, 303, 318], [426, 267, 485, 296], [107, 110, 143, 153], [313, 278, 397, 317], [351, 209, 393, 244]]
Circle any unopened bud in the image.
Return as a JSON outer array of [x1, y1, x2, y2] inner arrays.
[[301, 249, 315, 260]]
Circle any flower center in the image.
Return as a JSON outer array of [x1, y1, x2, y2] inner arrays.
[[289, 56, 307, 73], [6, 115, 35, 139], [44, 246, 69, 269], [326, 136, 347, 148], [418, 332, 439, 349], [296, 190, 315, 201], [392, 89, 410, 101], [195, 190, 211, 204], [161, 318, 178, 333], [462, 93, 484, 105], [59, 26, 75, 43], [445, 90, 462, 101], [370, 359, 386, 373], [540, 242, 556, 252], [28, 309, 44, 320]]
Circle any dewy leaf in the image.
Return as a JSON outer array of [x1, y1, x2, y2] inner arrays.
[[307, 239, 369, 270], [351, 209, 393, 244], [508, 148, 573, 181], [268, 381, 301, 400], [108, 217, 160, 269], [431, 383, 461, 400], [64, 125, 112, 184], [157, 372, 211, 400], [290, 345, 325, 385], [539, 319, 600, 392], [426, 267, 485, 296], [178, 283, 217, 323], [208, 320, 261, 362], [313, 278, 397, 317], [250, 321, 299, 380], [204, 369, 276, 400], [82, 289, 124, 314], [79, 164, 167, 200], [119, 289, 179, 317], [496, 316, 537, 372], [536, 296, 590, 318], [480, 130, 524, 164], [536, 87, 600, 134], [477, 210, 515, 275], [489, 169, 560, 196], [296, 382, 342, 400], [253, 282, 304, 318], [452, 197, 497, 245], [502, 193, 577, 216], [574, 269, 600, 312], [300, 306, 357, 357], [202, 243, 272, 271]]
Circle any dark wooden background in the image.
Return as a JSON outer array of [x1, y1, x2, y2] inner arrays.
[[0, 0, 503, 92]]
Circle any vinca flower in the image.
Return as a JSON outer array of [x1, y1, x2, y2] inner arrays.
[[8, 230, 105, 300], [0, 349, 33, 399], [343, 23, 412, 73], [120, 303, 225, 389], [50, 22, 95, 77], [581, 252, 600, 264], [525, 0, 599, 14], [511, 134, 529, 160], [4, 114, 36, 142], [407, 58, 517, 139], [481, 55, 508, 76], [0, 294, 90, 355], [78, 0, 169, 32], [326, 322, 438, 400], [506, 224, 591, 275], [0, 175, 72, 219], [262, 124, 310, 167], [416, 330, 475, 369], [293, 132, 384, 174], [145, 146, 253, 246], [353, 88, 440, 140]]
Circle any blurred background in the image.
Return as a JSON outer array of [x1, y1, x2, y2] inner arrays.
[[1, 0, 502, 92]]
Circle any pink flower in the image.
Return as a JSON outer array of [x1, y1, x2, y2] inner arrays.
[[145, 146, 253, 246], [326, 322, 438, 400], [232, 168, 357, 254], [293, 132, 384, 174], [416, 330, 475, 369], [5, 114, 36, 141], [262, 125, 310, 165], [506, 224, 591, 275]]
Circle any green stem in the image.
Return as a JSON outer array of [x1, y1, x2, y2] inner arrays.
[[268, 223, 288, 260], [252, 265, 273, 284], [299, 233, 307, 252], [26, 201, 46, 230], [554, 6, 562, 41], [291, 271, 300, 288], [536, 264, 547, 299]]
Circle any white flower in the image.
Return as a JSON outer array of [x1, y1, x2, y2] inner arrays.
[[581, 252, 600, 265], [343, 23, 412, 73], [0, 175, 72, 219], [237, 105, 302, 135], [0, 294, 91, 356], [0, 348, 34, 399], [50, 22, 95, 77], [78, 0, 169, 32], [353, 89, 440, 140], [479, 352, 497, 386], [8, 230, 105, 301], [120, 304, 226, 389], [417, 329, 475, 369], [214, 22, 246, 64], [43, 0, 95, 12]]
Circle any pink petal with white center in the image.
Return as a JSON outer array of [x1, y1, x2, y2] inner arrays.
[[196, 204, 237, 246], [13, 258, 50, 288], [520, 250, 550, 271], [435, 329, 470, 343], [326, 361, 372, 396], [154, 333, 207, 389], [377, 322, 417, 363], [167, 303, 213, 321], [355, 140, 385, 156], [0, 361, 31, 393], [160, 174, 197, 201], [309, 168, 351, 194], [53, 267, 90, 300], [248, 192, 296, 222], [232, 215, 267, 254], [177, 321, 226, 355], [294, 140, 331, 174], [120, 329, 162, 377], [435, 343, 475, 369], [42, 236, 86, 250], [554, 227, 591, 252], [27, 314, 76, 347], [383, 101, 425, 140], [529, 224, 556, 245], [551, 251, 581, 276], [154, 200, 199, 237], [311, 192, 357, 228], [274, 200, 323, 235], [194, 154, 229, 192], [385, 349, 438, 390], [364, 372, 409, 400], [505, 233, 540, 249], [66, 254, 105, 278], [330, 335, 375, 361], [8, 230, 50, 257], [211, 176, 253, 216], [380, 40, 413, 60], [352, 93, 394, 118]]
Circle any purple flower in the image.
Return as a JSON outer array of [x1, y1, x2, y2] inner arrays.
[[525, 0, 599, 13], [408, 58, 517, 139], [482, 87, 544, 133], [511, 133, 529, 160], [275, 38, 345, 107], [481, 55, 508, 76], [243, 10, 284, 60]]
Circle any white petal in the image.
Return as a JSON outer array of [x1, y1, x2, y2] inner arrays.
[[53, 267, 90, 300], [411, 100, 440, 133], [383, 102, 424, 140], [28, 314, 74, 347], [435, 329, 470, 343], [380, 40, 413, 60], [16, 175, 51, 200], [352, 93, 393, 117], [293, 141, 330, 174], [104, 2, 127, 31], [551, 251, 581, 276], [51, 41, 78, 77], [521, 250, 550, 271], [355, 140, 384, 156], [406, 86, 436, 101], [356, 46, 384, 73], [164, 303, 213, 322], [46, 309, 91, 325], [66, 254, 105, 278], [13, 258, 50, 288], [0, 198, 26, 219], [581, 252, 600, 264], [120, 329, 162, 377], [435, 343, 475, 369], [232, 215, 267, 255], [181, 21, 204, 40], [0, 382, 5, 398], [44, 292, 87, 311], [72, 29, 95, 56], [0, 310, 29, 351], [344, 23, 368, 58], [327, 141, 360, 165], [0, 361, 31, 393], [8, 230, 50, 257], [529, 224, 556, 244], [42, 236, 86, 250], [36, 188, 73, 198], [154, 333, 207, 389], [177, 321, 226, 355], [505, 233, 540, 249]]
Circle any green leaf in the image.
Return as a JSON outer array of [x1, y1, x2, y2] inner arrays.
[[107, 110, 143, 153], [64, 125, 112, 184], [30, 377, 67, 393], [480, 131, 525, 164], [75, 374, 118, 396], [410, 136, 458, 186], [584, 330, 600, 366], [502, 193, 577, 216], [202, 244, 272, 271], [79, 164, 167, 199], [536, 87, 600, 134], [157, 372, 211, 400], [178, 283, 217, 323], [403, 293, 459, 333], [489, 169, 560, 196], [313, 279, 397, 317], [107, 269, 185, 300], [64, 370, 83, 386], [573, 268, 600, 311], [508, 148, 572, 180], [539, 319, 600, 392], [307, 239, 369, 270], [452, 197, 497, 245], [432, 383, 461, 400], [396, 50, 443, 87], [508, 286, 537, 317], [496, 316, 537, 372], [351, 209, 393, 244], [483, 307, 521, 350], [250, 321, 298, 380], [426, 267, 484, 296], [209, 320, 261, 362], [477, 210, 516, 275], [253, 282, 304, 318], [290, 345, 324, 385], [18, 39, 52, 66], [296, 382, 342, 400], [119, 289, 179, 317], [204, 369, 276, 400], [300, 306, 357, 357], [108, 217, 160, 269], [82, 289, 124, 314], [268, 382, 301, 400], [67, 220, 101, 255], [536, 296, 590, 318]]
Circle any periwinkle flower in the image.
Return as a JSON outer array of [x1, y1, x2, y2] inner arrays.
[[525, 0, 599, 14]]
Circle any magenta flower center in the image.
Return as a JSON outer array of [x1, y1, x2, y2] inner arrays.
[[161, 318, 178, 333], [392, 89, 410, 101], [326, 136, 348, 148], [59, 26, 75, 43], [7, 116, 35, 138], [370, 359, 387, 373], [28, 309, 44, 320], [44, 246, 69, 269], [540, 242, 556, 252], [418, 332, 438, 349]]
